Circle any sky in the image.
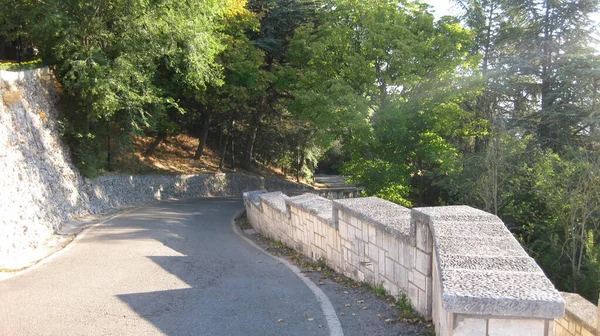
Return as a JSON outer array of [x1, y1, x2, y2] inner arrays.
[[423, 0, 461, 18], [424, 0, 599, 22], [423, 0, 599, 49]]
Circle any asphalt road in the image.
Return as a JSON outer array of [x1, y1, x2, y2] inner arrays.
[[0, 198, 334, 336]]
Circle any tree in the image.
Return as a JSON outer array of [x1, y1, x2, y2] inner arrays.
[[499, 0, 600, 151], [531, 150, 600, 298], [0, 0, 37, 62], [443, 0, 600, 302], [286, 0, 480, 205], [238, 0, 320, 170], [24, 0, 236, 175]]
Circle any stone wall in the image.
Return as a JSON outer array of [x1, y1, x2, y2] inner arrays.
[[554, 293, 598, 336], [1, 68, 90, 260], [84, 174, 314, 214], [243, 190, 566, 336], [0, 68, 315, 264]]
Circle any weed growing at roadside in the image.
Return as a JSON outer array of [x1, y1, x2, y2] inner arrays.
[[236, 213, 252, 230], [395, 293, 422, 320], [371, 283, 387, 298]]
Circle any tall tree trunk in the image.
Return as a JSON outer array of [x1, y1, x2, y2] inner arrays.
[[144, 134, 166, 157], [296, 147, 305, 183], [231, 121, 236, 171], [539, 1, 553, 143], [296, 147, 301, 183], [16, 36, 21, 63], [242, 126, 258, 171], [218, 119, 234, 172], [106, 119, 113, 172], [242, 112, 262, 170], [194, 115, 211, 159], [218, 135, 229, 172]]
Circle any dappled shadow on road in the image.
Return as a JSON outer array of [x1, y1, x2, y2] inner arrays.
[[88, 198, 242, 335], [98, 198, 328, 336]]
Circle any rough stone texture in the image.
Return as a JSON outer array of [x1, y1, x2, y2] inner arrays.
[[333, 197, 412, 241], [0, 69, 90, 260], [441, 270, 564, 316], [413, 205, 565, 319], [438, 255, 542, 273], [244, 190, 267, 208], [0, 69, 314, 263], [286, 194, 334, 226], [412, 205, 498, 223], [554, 292, 598, 336], [258, 192, 289, 214], [83, 173, 311, 214]]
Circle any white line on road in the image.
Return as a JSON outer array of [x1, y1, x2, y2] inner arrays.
[[230, 209, 344, 336]]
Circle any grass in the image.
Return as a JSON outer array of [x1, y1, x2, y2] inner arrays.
[[237, 213, 252, 230], [370, 282, 388, 298], [0, 59, 43, 71], [395, 292, 423, 321]]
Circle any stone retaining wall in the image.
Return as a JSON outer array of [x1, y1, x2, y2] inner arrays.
[[243, 190, 566, 336], [1, 68, 89, 260], [84, 174, 314, 214], [0, 68, 317, 263]]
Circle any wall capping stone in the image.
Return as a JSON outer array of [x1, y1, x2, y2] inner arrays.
[[333, 197, 412, 243], [243, 190, 267, 209], [560, 292, 597, 331], [413, 206, 564, 319], [259, 191, 288, 214], [285, 193, 335, 227]]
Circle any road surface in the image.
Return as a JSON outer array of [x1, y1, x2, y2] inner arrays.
[[0, 198, 335, 336]]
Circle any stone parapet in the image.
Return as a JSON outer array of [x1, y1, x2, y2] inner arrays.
[[243, 191, 565, 336], [414, 206, 564, 320], [554, 292, 598, 336], [333, 197, 412, 241], [286, 194, 335, 227]]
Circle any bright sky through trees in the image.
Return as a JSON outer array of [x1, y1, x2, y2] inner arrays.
[[423, 0, 460, 18]]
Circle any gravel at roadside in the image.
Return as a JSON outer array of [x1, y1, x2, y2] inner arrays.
[[236, 213, 434, 336]]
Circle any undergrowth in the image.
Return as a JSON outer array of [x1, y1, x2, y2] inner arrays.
[[0, 59, 43, 71]]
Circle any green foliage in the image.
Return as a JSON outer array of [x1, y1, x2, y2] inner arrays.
[[395, 292, 422, 320], [437, 0, 600, 302], [370, 283, 388, 298], [15, 0, 240, 175], [345, 158, 413, 207], [0, 59, 43, 70], [2, 0, 598, 303], [284, 0, 480, 204]]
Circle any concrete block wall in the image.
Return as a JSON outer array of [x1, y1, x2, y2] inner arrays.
[[243, 190, 566, 336]]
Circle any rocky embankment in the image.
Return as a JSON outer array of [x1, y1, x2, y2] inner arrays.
[[0, 68, 311, 264]]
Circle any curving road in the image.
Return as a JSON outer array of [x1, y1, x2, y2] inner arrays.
[[0, 198, 336, 336]]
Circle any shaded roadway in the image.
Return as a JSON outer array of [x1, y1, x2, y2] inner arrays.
[[0, 198, 331, 336]]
